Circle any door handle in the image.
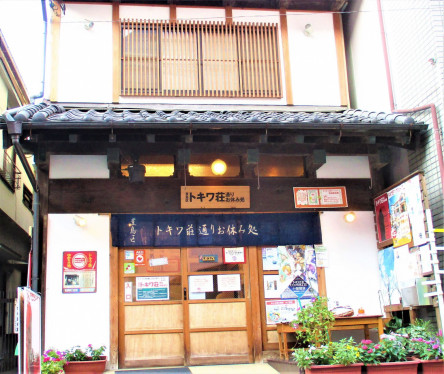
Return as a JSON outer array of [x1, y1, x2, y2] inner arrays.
[[184, 287, 187, 300]]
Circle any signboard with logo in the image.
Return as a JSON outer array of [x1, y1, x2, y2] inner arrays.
[[62, 251, 97, 293], [181, 186, 250, 209], [293, 187, 348, 208], [136, 276, 170, 301]]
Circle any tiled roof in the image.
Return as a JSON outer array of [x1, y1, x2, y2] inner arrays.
[[6, 102, 421, 126]]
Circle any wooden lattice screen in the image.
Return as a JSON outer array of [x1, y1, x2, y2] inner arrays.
[[121, 19, 282, 98]]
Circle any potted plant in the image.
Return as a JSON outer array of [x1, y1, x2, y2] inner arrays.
[[290, 296, 335, 347], [63, 344, 107, 374], [292, 337, 363, 373], [41, 349, 67, 374], [357, 333, 420, 373], [407, 329, 443, 373]]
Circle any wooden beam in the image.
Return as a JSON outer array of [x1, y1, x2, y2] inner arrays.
[[48, 177, 374, 213], [225, 6, 233, 25], [279, 9, 293, 105], [170, 5, 177, 22], [49, 3, 61, 102], [248, 246, 263, 362], [333, 13, 350, 107], [112, 2, 120, 103], [109, 233, 119, 370]]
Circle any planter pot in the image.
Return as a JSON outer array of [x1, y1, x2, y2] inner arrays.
[[63, 358, 106, 374], [419, 359, 444, 374], [364, 359, 420, 374], [305, 363, 363, 374]]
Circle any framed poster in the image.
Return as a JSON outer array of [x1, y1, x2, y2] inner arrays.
[[223, 247, 246, 264], [136, 276, 169, 301], [62, 251, 97, 293], [265, 300, 298, 325]]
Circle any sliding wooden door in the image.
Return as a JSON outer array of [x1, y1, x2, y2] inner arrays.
[[118, 247, 253, 368]]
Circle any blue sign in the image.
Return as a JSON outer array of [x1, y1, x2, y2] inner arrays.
[[288, 276, 310, 298], [111, 213, 322, 247]]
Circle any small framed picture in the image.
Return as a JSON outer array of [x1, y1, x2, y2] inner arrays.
[[223, 247, 246, 264]]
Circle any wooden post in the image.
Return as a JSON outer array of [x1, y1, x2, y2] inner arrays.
[[279, 9, 293, 105], [333, 13, 350, 107]]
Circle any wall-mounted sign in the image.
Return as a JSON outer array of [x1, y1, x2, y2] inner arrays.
[[62, 251, 97, 293], [199, 254, 218, 263], [181, 186, 250, 209], [223, 247, 246, 264], [111, 213, 322, 247], [136, 276, 169, 301], [293, 187, 348, 208], [135, 250, 145, 267]]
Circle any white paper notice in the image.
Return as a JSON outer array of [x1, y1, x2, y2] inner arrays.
[[263, 274, 280, 298], [149, 257, 169, 267], [217, 274, 241, 292], [189, 275, 214, 293]]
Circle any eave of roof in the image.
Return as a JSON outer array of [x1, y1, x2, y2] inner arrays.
[[1, 102, 428, 149]]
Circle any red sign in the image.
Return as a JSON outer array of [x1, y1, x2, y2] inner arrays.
[[135, 250, 146, 267], [63, 251, 97, 293], [374, 193, 392, 243]]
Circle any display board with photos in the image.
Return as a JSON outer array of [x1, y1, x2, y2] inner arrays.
[[262, 245, 319, 325], [374, 172, 435, 308]]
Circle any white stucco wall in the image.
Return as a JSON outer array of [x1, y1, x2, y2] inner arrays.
[[346, 0, 391, 111], [57, 4, 113, 103], [44, 214, 110, 353], [287, 11, 341, 106], [54, 4, 343, 107], [49, 155, 109, 179], [317, 156, 371, 178], [321, 211, 382, 315]]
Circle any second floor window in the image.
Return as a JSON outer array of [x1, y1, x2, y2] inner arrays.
[[120, 19, 282, 98]]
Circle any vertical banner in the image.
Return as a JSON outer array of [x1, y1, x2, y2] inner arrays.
[[374, 193, 392, 243], [17, 287, 41, 374]]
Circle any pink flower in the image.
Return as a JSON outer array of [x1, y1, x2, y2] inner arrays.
[[374, 344, 381, 349], [361, 340, 373, 344], [43, 357, 50, 363], [362, 345, 368, 350], [368, 349, 373, 353], [438, 330, 443, 337], [432, 344, 440, 349]]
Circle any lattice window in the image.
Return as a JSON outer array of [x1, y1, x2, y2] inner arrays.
[[121, 19, 282, 98]]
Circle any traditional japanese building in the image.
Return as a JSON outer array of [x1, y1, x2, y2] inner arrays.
[[1, 0, 441, 371]]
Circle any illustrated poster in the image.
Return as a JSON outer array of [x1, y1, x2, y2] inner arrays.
[[262, 247, 279, 270], [387, 185, 412, 248], [278, 245, 318, 299], [378, 247, 401, 306]]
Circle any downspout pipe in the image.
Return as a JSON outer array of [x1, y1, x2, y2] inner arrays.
[[4, 112, 40, 292], [30, 0, 48, 103], [376, 0, 444, 200]]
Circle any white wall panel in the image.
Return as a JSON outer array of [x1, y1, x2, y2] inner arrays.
[[50, 155, 109, 179], [57, 4, 113, 102], [321, 211, 382, 316], [287, 12, 341, 106], [317, 156, 371, 179], [44, 214, 110, 353]]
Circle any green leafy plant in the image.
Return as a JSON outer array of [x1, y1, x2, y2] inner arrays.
[[41, 349, 66, 374], [64, 344, 106, 362], [357, 333, 408, 364], [387, 318, 443, 360], [290, 296, 335, 346], [292, 338, 360, 369]]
